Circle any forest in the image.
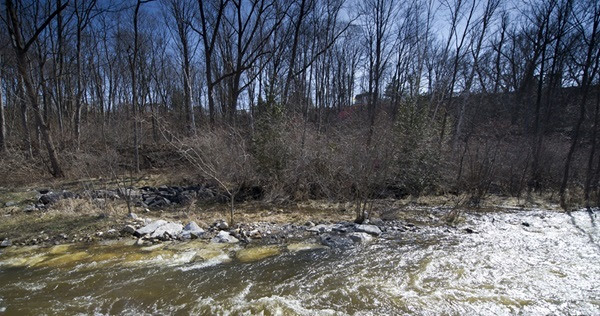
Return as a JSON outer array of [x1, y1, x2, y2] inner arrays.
[[1, 0, 599, 210]]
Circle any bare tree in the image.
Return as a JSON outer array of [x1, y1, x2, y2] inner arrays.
[[360, 0, 396, 139], [128, 0, 154, 172], [560, 0, 600, 208], [196, 0, 229, 125], [165, 0, 197, 134], [4, 0, 67, 177], [0, 56, 5, 153], [73, 0, 98, 150]]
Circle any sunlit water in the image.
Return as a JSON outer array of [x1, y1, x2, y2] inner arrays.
[[1, 210, 599, 315]]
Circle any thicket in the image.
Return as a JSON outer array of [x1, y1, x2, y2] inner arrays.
[[0, 100, 594, 210]]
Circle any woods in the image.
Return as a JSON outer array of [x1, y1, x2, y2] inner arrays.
[[1, 0, 600, 209]]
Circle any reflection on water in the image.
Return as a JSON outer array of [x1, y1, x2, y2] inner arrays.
[[0, 210, 599, 315]]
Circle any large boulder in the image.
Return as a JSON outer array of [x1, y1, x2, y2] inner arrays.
[[151, 222, 183, 240], [211, 231, 239, 243], [183, 221, 202, 232], [134, 219, 168, 236], [354, 224, 382, 236], [181, 221, 205, 239]]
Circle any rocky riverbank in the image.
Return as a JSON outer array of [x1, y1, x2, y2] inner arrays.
[[0, 211, 423, 251], [0, 182, 568, 251], [117, 214, 419, 249]]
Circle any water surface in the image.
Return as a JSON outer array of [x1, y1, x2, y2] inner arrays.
[[1, 210, 599, 315]]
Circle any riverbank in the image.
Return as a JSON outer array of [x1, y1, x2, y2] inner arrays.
[[0, 176, 566, 249]]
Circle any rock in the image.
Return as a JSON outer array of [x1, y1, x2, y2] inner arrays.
[[128, 213, 139, 220], [143, 197, 155, 206], [0, 239, 11, 247], [150, 222, 183, 240], [354, 224, 382, 236], [134, 238, 146, 246], [464, 228, 476, 234], [332, 224, 348, 233], [216, 221, 229, 230], [122, 225, 136, 235], [348, 232, 374, 243], [61, 191, 76, 199], [134, 219, 168, 236], [4, 201, 16, 207], [181, 230, 203, 239], [304, 221, 315, 227], [319, 234, 353, 249], [370, 218, 385, 226], [181, 221, 205, 239], [95, 232, 104, 237], [23, 204, 37, 212], [197, 189, 215, 200], [106, 229, 117, 235], [90, 190, 120, 200], [522, 222, 530, 227], [148, 197, 171, 208], [117, 188, 142, 200], [248, 229, 262, 239], [170, 193, 193, 205], [307, 224, 334, 233], [211, 231, 239, 243], [183, 221, 203, 232], [39, 192, 61, 205]]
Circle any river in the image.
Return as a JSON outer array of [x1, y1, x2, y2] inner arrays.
[[1, 209, 599, 315]]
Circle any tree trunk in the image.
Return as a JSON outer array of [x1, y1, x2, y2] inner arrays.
[[283, 0, 307, 104], [0, 72, 6, 153], [17, 78, 33, 159], [559, 11, 599, 209], [130, 0, 143, 173], [17, 54, 64, 177], [584, 85, 600, 207]]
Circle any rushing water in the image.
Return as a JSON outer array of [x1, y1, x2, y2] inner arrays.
[[1, 209, 599, 315]]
